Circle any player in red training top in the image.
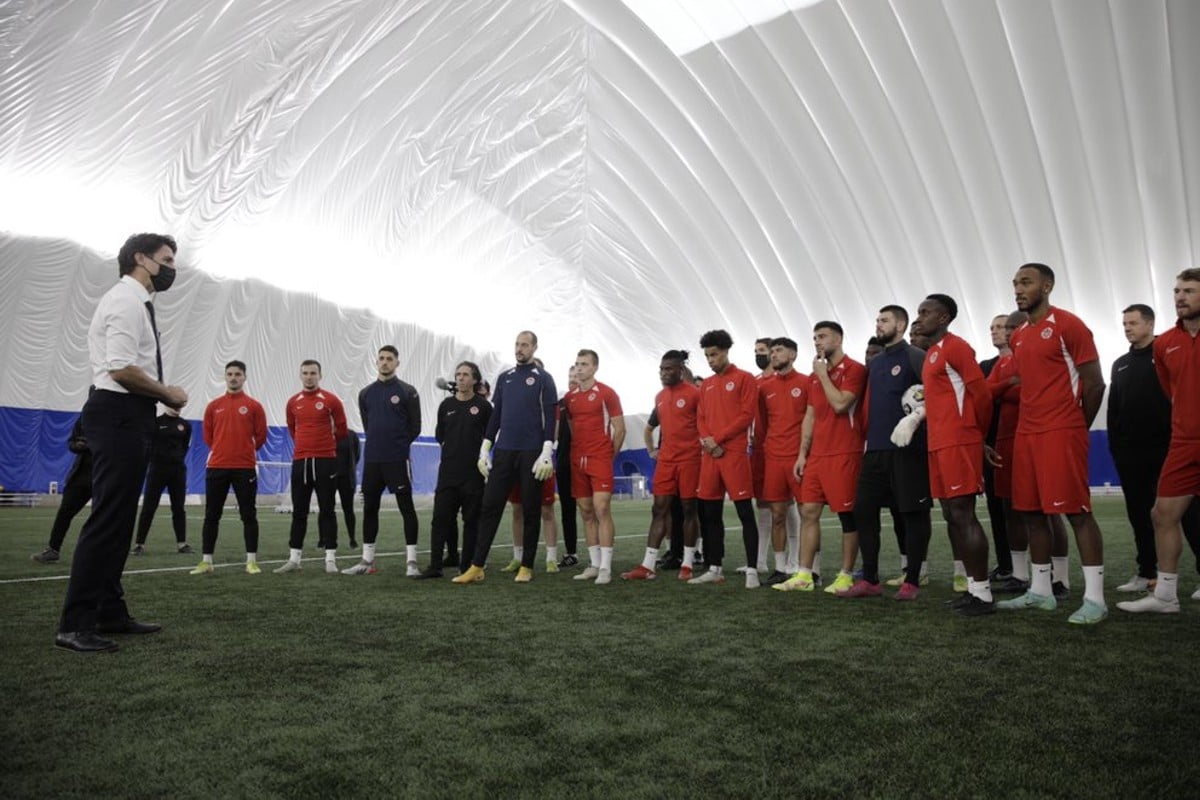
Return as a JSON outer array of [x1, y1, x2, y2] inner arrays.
[[754, 338, 809, 584], [997, 263, 1108, 624], [1120, 267, 1200, 614], [192, 360, 268, 575], [276, 359, 348, 574], [565, 349, 625, 585], [910, 294, 995, 615], [777, 321, 866, 594], [623, 350, 702, 582], [691, 329, 761, 588]]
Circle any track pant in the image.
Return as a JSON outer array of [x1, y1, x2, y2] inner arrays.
[[472, 449, 543, 569], [47, 453, 93, 552], [202, 468, 259, 555], [289, 457, 337, 549], [135, 461, 187, 545]]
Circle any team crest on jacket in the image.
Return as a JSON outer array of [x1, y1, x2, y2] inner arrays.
[[588, 392, 597, 401], [790, 387, 801, 398], [930, 351, 939, 364], [890, 365, 901, 376], [675, 398, 685, 408], [177, 423, 186, 431], [1040, 328, 1053, 339], [390, 395, 400, 404], [725, 381, 735, 391], [526, 376, 536, 386], [316, 402, 325, 410], [469, 406, 479, 415], [239, 406, 248, 415]]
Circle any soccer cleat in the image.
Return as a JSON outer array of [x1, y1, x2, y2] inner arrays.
[[621, 565, 657, 581], [991, 575, 1030, 595], [745, 570, 760, 589], [501, 558, 522, 573], [131, 544, 145, 556], [32, 547, 61, 563], [1116, 576, 1151, 593], [325, 561, 339, 574], [763, 570, 790, 586], [996, 591, 1056, 611], [406, 561, 420, 577], [885, 574, 905, 587], [177, 543, 193, 554], [835, 579, 883, 598], [1068, 599, 1109, 625], [595, 568, 612, 585], [1193, 587, 1200, 601], [514, 566, 533, 583], [342, 561, 377, 575], [688, 568, 726, 585], [190, 561, 214, 576], [413, 566, 443, 580], [824, 572, 854, 595], [558, 553, 580, 569], [574, 566, 600, 581], [1116, 594, 1180, 614], [451, 565, 485, 584], [656, 554, 683, 571], [274, 560, 302, 574], [894, 582, 920, 602], [1052, 581, 1069, 600], [245, 561, 261, 575], [772, 572, 814, 592], [545, 560, 560, 574], [956, 594, 996, 617], [677, 565, 694, 581], [953, 575, 968, 593]]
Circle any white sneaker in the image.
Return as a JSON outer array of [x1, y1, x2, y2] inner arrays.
[[574, 566, 600, 581], [325, 560, 338, 574], [1193, 587, 1200, 601], [274, 560, 302, 574], [595, 568, 612, 585], [745, 570, 760, 589], [406, 561, 420, 577], [1116, 575, 1150, 593], [342, 561, 375, 575], [688, 568, 726, 585], [1116, 594, 1180, 614]]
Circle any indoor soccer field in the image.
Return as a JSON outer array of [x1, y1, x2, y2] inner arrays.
[[3, 496, 1198, 798]]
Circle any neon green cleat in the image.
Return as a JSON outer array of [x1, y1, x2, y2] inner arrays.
[[1067, 599, 1108, 625], [190, 561, 214, 576], [824, 572, 855, 595], [245, 561, 261, 575], [772, 571, 814, 592], [885, 574, 905, 587], [953, 575, 968, 593], [545, 560, 560, 574], [515, 566, 534, 583], [996, 591, 1056, 611], [501, 558, 522, 573]]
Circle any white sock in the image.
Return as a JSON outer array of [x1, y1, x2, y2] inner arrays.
[[756, 509, 771, 570], [774, 551, 787, 572], [512, 545, 524, 562], [1052, 556, 1069, 587], [920, 560, 929, 578], [406, 544, 418, 563], [1082, 565, 1105, 606], [325, 548, 336, 563], [711, 565, 723, 576], [900, 553, 909, 571], [245, 553, 256, 564], [1011, 550, 1029, 581], [289, 547, 303, 563], [547, 545, 558, 563], [600, 547, 613, 571], [589, 545, 601, 567], [203, 554, 214, 564], [812, 551, 822, 577], [1031, 563, 1052, 597], [364, 543, 376, 562], [683, 546, 696, 568], [953, 560, 966, 578], [786, 504, 800, 568], [642, 547, 658, 571], [1156, 571, 1179, 603], [968, 577, 993, 603]]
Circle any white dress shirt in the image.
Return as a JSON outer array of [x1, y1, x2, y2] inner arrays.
[[89, 275, 158, 394]]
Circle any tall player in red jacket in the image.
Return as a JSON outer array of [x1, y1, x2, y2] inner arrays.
[[276, 359, 348, 574], [191, 360, 268, 575], [691, 329, 761, 588], [1120, 267, 1200, 614], [910, 295, 996, 615]]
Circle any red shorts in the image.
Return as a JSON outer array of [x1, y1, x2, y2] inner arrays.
[[751, 448, 766, 499], [759, 456, 803, 503], [799, 453, 861, 512], [1158, 440, 1200, 497], [653, 459, 700, 499], [698, 449, 754, 501], [570, 452, 614, 498], [928, 443, 985, 499], [1012, 428, 1090, 513], [993, 436, 1014, 499], [508, 475, 556, 506]]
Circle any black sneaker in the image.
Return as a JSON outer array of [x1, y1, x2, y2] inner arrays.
[[955, 594, 996, 617], [1052, 581, 1069, 600], [32, 547, 60, 563], [944, 593, 973, 609], [414, 566, 443, 580], [656, 554, 683, 571], [764, 570, 791, 586], [177, 543, 193, 554], [131, 544, 145, 556], [991, 574, 1029, 594], [557, 553, 580, 569]]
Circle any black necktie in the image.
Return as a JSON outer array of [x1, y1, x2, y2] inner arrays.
[[144, 301, 163, 383]]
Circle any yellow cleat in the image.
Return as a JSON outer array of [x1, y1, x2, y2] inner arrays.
[[824, 572, 855, 595], [245, 562, 261, 575], [771, 571, 814, 592], [452, 565, 486, 584], [190, 561, 214, 576], [515, 566, 534, 583]]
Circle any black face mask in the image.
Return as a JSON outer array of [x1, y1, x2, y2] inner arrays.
[[755, 354, 770, 370], [150, 262, 176, 292]]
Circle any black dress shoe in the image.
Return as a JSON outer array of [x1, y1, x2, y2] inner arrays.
[[55, 632, 119, 653], [414, 567, 443, 580], [657, 555, 683, 571], [443, 553, 460, 568], [97, 618, 162, 635]]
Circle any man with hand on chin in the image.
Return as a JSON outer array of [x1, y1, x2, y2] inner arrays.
[[56, 233, 187, 654]]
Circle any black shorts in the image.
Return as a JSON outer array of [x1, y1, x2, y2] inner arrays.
[[362, 460, 412, 496], [854, 448, 932, 515]]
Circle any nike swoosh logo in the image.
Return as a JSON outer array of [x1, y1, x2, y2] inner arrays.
[[950, 484, 963, 491], [1053, 500, 1066, 506], [1116, 365, 1128, 372], [1166, 346, 1181, 353]]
